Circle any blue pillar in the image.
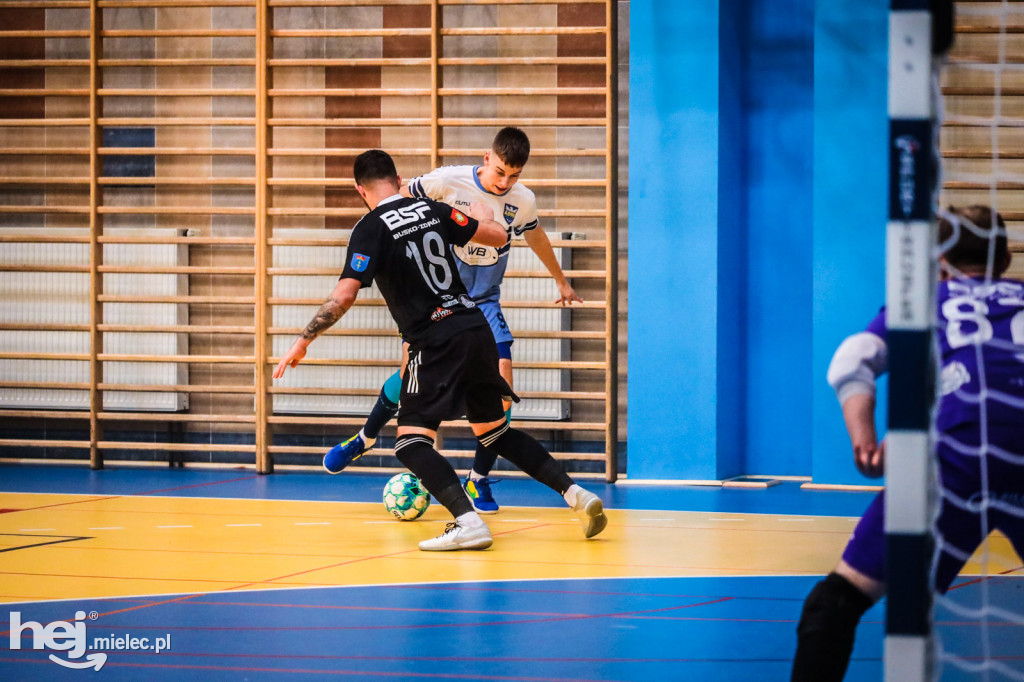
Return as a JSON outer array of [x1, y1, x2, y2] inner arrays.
[[744, 0, 814, 476], [811, 0, 890, 484], [627, 2, 745, 480]]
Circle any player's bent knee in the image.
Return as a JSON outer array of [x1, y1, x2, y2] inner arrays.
[[791, 572, 875, 682], [383, 370, 402, 405], [798, 572, 873, 634]]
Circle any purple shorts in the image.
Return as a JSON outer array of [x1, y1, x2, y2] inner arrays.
[[842, 438, 1024, 593]]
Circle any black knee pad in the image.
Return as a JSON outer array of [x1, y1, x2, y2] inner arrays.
[[791, 572, 875, 682], [798, 572, 874, 636]]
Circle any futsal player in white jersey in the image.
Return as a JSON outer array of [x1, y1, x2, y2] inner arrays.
[[323, 127, 583, 514]]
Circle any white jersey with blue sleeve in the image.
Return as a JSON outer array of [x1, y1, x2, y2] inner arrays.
[[407, 165, 539, 304]]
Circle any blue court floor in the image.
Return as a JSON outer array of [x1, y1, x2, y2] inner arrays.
[[0, 464, 1020, 681]]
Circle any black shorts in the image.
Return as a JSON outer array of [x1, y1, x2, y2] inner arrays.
[[397, 324, 518, 431]]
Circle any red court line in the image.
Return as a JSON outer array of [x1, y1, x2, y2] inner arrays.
[[5, 649, 807, 665], [93, 612, 805, 632], [0, 570, 315, 589], [7, 531, 843, 573], [0, 526, 553, 635], [936, 619, 1024, 628], [36, 543, 374, 561], [96, 603, 579, 621], [93, 596, 737, 633], [0, 594, 203, 638], [0, 475, 260, 514], [29, 505, 356, 520], [398, 582, 811, 601], [1, 495, 121, 513], [8, 594, 740, 641], [133, 475, 260, 496], [0, 659, 618, 682], [948, 564, 1024, 591], [130, 650, 813, 664], [221, 523, 551, 592]]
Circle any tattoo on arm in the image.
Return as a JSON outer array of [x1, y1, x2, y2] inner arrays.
[[301, 297, 346, 340]]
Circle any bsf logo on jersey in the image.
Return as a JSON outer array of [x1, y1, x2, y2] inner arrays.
[[350, 253, 370, 272], [451, 208, 469, 226], [381, 201, 432, 231], [503, 203, 518, 225]]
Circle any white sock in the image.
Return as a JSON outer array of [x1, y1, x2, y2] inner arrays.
[[358, 429, 376, 447], [469, 469, 487, 482], [563, 484, 583, 508], [456, 511, 485, 528]]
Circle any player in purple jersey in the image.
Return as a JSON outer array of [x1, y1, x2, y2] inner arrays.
[[273, 150, 607, 551], [791, 205, 1024, 681]]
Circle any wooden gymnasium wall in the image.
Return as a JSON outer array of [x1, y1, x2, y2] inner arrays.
[[941, 1, 1024, 280], [0, 0, 624, 481]]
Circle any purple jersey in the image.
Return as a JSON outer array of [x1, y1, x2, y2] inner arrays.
[[866, 276, 1024, 438], [844, 277, 1024, 590]]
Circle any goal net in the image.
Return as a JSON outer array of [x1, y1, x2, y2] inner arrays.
[[887, 1, 1024, 679]]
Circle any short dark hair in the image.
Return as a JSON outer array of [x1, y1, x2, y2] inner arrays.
[[938, 205, 1009, 275], [353, 149, 399, 187], [491, 126, 530, 168]]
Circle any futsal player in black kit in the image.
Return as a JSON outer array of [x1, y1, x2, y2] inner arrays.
[[273, 149, 608, 551]]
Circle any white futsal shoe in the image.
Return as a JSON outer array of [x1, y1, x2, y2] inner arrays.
[[572, 489, 608, 539], [419, 521, 493, 551]]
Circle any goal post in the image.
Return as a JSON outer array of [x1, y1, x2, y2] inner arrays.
[[884, 1, 954, 680]]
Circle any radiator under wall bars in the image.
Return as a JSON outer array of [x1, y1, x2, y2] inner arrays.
[[272, 230, 570, 419], [0, 227, 188, 411]]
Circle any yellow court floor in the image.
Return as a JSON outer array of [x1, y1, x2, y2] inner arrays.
[[0, 490, 868, 604], [2, 490, 1017, 606]]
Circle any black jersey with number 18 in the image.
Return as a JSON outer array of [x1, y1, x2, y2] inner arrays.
[[340, 194, 490, 348]]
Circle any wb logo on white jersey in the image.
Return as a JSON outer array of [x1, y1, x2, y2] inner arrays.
[[454, 243, 498, 266], [381, 201, 432, 231]]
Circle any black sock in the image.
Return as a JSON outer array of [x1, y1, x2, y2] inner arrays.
[[364, 386, 399, 440], [394, 434, 472, 517], [791, 572, 875, 682], [478, 423, 573, 495], [471, 440, 499, 478]]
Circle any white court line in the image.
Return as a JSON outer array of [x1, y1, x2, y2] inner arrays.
[[294, 522, 331, 526], [88, 527, 123, 530], [226, 524, 262, 527], [156, 525, 192, 529], [18, 528, 55, 532]]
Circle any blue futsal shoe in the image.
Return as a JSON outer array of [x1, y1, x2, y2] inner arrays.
[[323, 432, 375, 474], [464, 477, 499, 514]]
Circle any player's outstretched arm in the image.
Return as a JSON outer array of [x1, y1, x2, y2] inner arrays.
[[273, 278, 361, 379], [523, 227, 583, 306]]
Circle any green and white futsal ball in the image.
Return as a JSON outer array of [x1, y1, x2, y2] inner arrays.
[[383, 472, 431, 521]]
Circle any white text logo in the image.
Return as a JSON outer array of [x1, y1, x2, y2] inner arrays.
[[9, 610, 172, 671]]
